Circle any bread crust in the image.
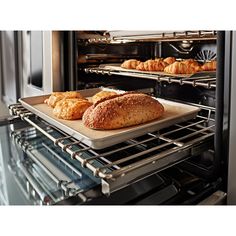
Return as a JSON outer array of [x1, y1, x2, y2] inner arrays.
[[163, 57, 176, 65], [44, 91, 84, 108], [53, 98, 92, 120], [92, 91, 118, 104], [201, 60, 217, 71], [82, 93, 164, 130], [164, 61, 198, 74], [136, 59, 167, 71], [121, 59, 141, 69]]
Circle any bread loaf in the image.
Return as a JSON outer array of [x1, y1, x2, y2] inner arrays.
[[82, 93, 164, 130], [53, 98, 92, 120], [92, 91, 118, 104], [44, 91, 84, 108]]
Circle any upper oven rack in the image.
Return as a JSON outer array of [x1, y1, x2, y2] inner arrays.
[[83, 66, 216, 89], [9, 104, 215, 195], [79, 31, 217, 44]]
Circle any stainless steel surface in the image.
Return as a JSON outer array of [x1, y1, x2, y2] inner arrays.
[[0, 115, 21, 126], [85, 31, 217, 44], [0, 126, 9, 204], [52, 31, 63, 92], [198, 190, 226, 205], [0, 31, 20, 105], [167, 42, 194, 54], [9, 103, 215, 195], [21, 31, 62, 98], [0, 100, 9, 116], [227, 31, 236, 205], [84, 66, 216, 89], [18, 88, 200, 149]]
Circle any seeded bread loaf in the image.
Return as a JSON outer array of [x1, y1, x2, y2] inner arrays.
[[82, 93, 164, 130]]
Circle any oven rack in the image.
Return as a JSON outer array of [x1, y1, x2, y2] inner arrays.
[[82, 31, 217, 44], [9, 104, 215, 195], [84, 67, 216, 89]]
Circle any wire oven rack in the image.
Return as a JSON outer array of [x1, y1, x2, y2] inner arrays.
[[81, 31, 217, 44], [84, 66, 216, 89], [9, 103, 215, 195]]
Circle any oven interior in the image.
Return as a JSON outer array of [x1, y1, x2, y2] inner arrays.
[[6, 31, 226, 205]]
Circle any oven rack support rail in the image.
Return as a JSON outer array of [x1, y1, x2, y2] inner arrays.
[[84, 67, 216, 89], [9, 104, 215, 195], [81, 31, 217, 44]]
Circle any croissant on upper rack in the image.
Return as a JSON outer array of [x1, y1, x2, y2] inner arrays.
[[163, 57, 176, 65], [164, 61, 198, 74], [201, 60, 217, 71], [121, 59, 141, 69], [136, 59, 167, 71], [181, 59, 202, 72]]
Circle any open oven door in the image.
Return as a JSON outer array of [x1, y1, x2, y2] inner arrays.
[[0, 110, 226, 205], [0, 114, 100, 205]]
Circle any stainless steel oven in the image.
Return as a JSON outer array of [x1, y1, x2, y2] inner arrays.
[[1, 30, 234, 205]]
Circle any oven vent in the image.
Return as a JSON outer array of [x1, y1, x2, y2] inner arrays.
[[195, 50, 217, 62]]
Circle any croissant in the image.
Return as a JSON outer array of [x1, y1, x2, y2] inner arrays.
[[181, 59, 202, 72], [154, 58, 164, 62], [181, 59, 198, 66], [164, 61, 198, 74], [201, 60, 217, 71], [121, 59, 141, 69], [163, 57, 176, 65], [136, 59, 167, 71]]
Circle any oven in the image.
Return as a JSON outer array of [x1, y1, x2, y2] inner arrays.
[[0, 30, 233, 205]]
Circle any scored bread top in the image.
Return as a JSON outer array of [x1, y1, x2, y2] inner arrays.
[[83, 92, 164, 130]]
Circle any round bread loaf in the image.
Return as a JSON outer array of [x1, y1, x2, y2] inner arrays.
[[53, 98, 92, 120], [83, 93, 164, 130]]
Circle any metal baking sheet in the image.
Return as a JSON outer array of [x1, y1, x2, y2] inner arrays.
[[99, 64, 216, 78], [19, 88, 201, 150]]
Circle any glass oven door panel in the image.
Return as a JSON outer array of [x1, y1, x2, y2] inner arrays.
[[0, 124, 34, 205], [0, 118, 100, 205]]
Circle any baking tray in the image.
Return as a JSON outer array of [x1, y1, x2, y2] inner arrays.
[[99, 64, 216, 78], [19, 88, 201, 150]]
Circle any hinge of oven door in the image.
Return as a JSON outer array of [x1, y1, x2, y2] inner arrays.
[[0, 103, 34, 126], [0, 115, 21, 126]]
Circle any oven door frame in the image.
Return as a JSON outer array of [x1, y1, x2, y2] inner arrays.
[[21, 31, 63, 97]]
